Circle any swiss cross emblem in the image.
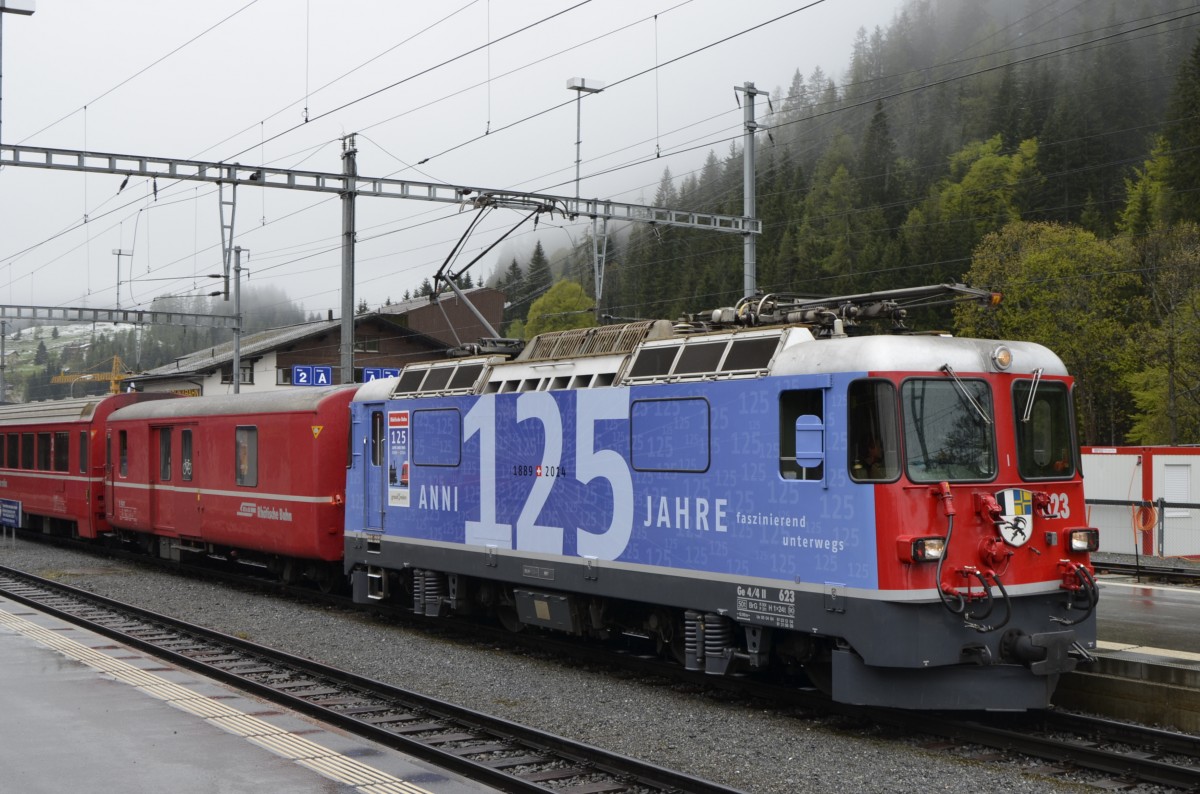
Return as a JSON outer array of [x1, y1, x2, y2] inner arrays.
[[996, 488, 1034, 547]]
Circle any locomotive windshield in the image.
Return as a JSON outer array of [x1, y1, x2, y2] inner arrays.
[[901, 378, 996, 482], [1013, 379, 1076, 479]]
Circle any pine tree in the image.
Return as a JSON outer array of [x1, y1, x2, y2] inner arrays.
[[501, 258, 525, 324], [1164, 35, 1200, 223], [857, 101, 905, 230], [525, 240, 553, 303]]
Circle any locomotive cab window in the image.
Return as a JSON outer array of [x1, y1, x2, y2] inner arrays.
[[848, 380, 900, 482], [902, 378, 996, 482], [1013, 379, 1075, 479], [236, 427, 258, 487], [779, 389, 824, 481], [79, 431, 88, 474]]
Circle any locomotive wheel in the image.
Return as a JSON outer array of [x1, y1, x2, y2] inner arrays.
[[313, 564, 338, 594], [658, 633, 686, 666], [279, 560, 302, 586], [496, 603, 524, 633], [652, 611, 686, 665], [137, 534, 159, 556], [802, 660, 834, 696]]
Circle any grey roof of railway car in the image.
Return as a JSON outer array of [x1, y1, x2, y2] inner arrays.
[[0, 395, 102, 423], [109, 385, 355, 420]]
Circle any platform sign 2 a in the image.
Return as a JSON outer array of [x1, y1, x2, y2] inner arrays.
[[292, 365, 335, 386]]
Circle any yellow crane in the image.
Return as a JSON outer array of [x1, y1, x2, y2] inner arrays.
[[50, 356, 132, 395]]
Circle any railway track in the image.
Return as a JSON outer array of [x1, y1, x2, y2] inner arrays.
[[0, 565, 747, 794], [1094, 559, 1200, 585], [8, 535, 1200, 791], [864, 706, 1200, 791]]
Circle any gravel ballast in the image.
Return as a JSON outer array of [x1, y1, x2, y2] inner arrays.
[[1, 540, 1110, 793]]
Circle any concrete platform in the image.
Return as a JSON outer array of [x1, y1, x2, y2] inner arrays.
[[0, 595, 498, 794], [1054, 575, 1200, 731]]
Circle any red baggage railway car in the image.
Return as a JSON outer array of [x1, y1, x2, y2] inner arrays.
[[103, 386, 356, 588], [0, 393, 177, 538]]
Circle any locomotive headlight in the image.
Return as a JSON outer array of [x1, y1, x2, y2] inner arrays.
[[991, 345, 1013, 371], [898, 536, 946, 563], [1068, 528, 1100, 552]]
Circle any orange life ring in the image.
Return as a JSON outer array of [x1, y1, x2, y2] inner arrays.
[[1133, 505, 1157, 533]]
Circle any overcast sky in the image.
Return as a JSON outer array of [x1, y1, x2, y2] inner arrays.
[[0, 0, 906, 319]]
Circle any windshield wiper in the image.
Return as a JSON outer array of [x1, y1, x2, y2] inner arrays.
[[939, 364, 992, 425], [1021, 368, 1044, 423]]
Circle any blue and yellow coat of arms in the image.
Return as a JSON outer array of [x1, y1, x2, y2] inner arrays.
[[996, 488, 1034, 547]]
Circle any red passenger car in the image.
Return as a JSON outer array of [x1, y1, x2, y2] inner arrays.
[[0, 393, 177, 538], [104, 386, 355, 588]]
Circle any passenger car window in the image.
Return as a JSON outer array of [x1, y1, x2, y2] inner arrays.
[[235, 427, 258, 487]]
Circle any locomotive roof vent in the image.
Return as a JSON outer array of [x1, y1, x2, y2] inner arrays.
[[519, 320, 673, 361], [620, 327, 806, 385], [484, 355, 624, 394], [390, 359, 493, 398]]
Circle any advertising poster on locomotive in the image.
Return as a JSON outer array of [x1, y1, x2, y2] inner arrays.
[[392, 376, 876, 589], [388, 410, 410, 507]]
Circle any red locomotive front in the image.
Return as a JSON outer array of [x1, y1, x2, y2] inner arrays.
[[869, 367, 1096, 603]]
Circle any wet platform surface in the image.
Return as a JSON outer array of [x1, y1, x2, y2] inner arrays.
[[1056, 573, 1200, 729], [1096, 573, 1200, 654], [0, 594, 498, 794]]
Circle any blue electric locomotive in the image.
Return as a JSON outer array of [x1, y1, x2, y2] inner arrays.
[[343, 287, 1099, 710]]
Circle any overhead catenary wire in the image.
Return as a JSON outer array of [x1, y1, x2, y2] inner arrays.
[[4, 2, 1195, 323], [14, 1, 263, 145]]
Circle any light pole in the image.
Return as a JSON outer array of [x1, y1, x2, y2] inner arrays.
[[0, 0, 35, 148], [567, 77, 605, 321], [566, 77, 603, 202], [71, 374, 93, 398]]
